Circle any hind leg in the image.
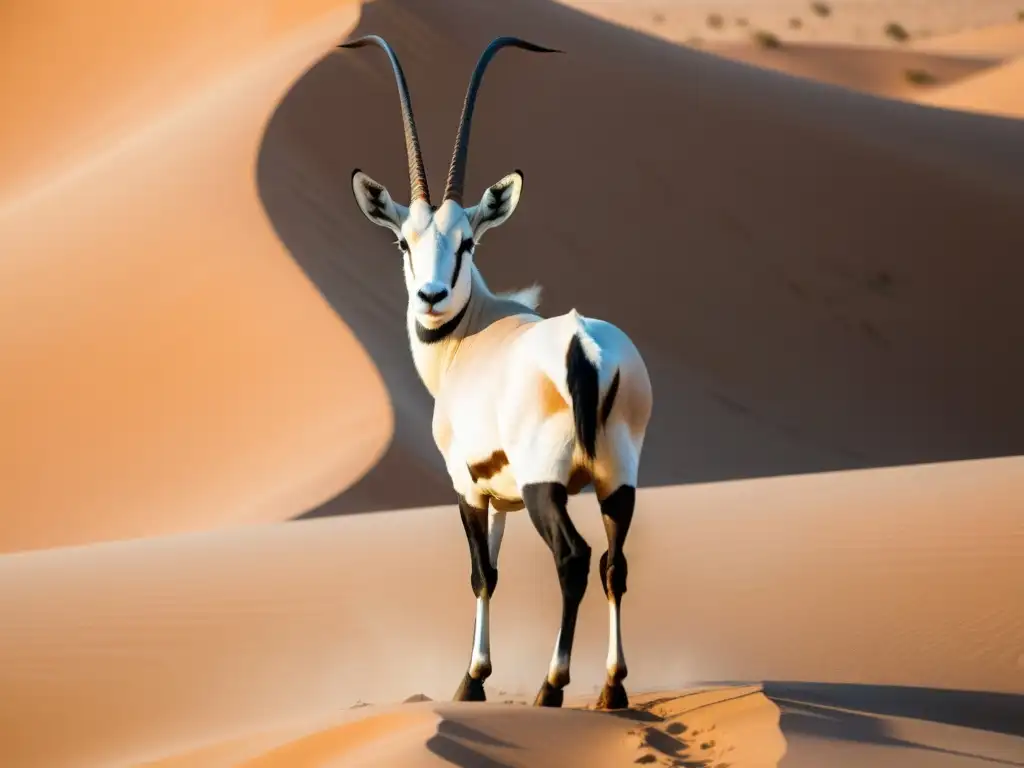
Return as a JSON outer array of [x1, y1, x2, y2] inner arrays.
[[595, 484, 635, 710], [522, 481, 591, 707]]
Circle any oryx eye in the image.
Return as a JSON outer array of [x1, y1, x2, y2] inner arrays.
[[398, 238, 409, 252]]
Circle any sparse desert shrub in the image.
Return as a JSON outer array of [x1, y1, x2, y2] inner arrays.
[[904, 68, 936, 85], [810, 1, 832, 18], [687, 36, 705, 46], [1017, 10, 1024, 21], [652, 12, 665, 24], [753, 30, 782, 49], [736, 17, 750, 27], [707, 12, 724, 29], [885, 22, 910, 42], [789, 17, 803, 29]]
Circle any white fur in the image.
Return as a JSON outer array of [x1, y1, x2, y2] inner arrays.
[[496, 284, 542, 311]]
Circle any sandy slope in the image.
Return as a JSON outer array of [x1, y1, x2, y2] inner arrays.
[[261, 0, 1024, 517], [0, 0, 390, 553], [1, 456, 1020, 766], [561, 0, 1024, 47], [919, 57, 1024, 118], [912, 19, 1024, 57], [697, 41, 998, 98]]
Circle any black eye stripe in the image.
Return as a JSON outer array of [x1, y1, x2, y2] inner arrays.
[[451, 238, 473, 289]]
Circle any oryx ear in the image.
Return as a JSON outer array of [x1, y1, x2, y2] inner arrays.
[[351, 169, 407, 234], [466, 170, 523, 240]]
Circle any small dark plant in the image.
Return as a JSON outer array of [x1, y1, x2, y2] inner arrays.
[[1017, 10, 1024, 21], [885, 22, 910, 42], [707, 12, 725, 29], [736, 16, 750, 27], [810, 1, 832, 18], [652, 12, 666, 24], [789, 17, 803, 29], [905, 68, 936, 85], [753, 30, 782, 49]]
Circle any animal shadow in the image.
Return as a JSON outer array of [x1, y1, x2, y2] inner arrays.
[[425, 717, 519, 768]]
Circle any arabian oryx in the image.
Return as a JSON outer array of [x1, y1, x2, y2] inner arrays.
[[339, 34, 653, 710]]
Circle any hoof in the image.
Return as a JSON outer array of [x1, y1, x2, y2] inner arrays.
[[533, 680, 564, 707], [595, 680, 629, 710], [453, 672, 487, 702]]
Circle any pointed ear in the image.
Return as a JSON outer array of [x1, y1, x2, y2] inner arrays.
[[351, 169, 407, 234], [467, 170, 523, 240]]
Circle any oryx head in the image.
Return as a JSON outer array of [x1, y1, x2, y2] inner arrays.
[[341, 35, 559, 340]]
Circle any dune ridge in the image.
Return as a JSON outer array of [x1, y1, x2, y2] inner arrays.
[[919, 56, 1024, 118]]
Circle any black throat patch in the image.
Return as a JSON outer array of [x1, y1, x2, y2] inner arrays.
[[415, 296, 471, 345]]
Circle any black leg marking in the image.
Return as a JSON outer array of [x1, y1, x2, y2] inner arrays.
[[522, 482, 592, 707], [454, 496, 496, 703], [596, 484, 635, 711]]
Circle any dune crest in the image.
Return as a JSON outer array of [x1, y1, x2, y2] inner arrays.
[[919, 57, 1024, 118]]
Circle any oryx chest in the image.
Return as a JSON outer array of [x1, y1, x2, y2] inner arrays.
[[432, 395, 523, 509]]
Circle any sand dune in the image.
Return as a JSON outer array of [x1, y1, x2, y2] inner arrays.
[[561, 0, 1024, 48], [260, 0, 1024, 517], [919, 57, 1024, 118], [2, 0, 1023, 766], [0, 456, 1020, 766], [912, 19, 1024, 57], [0, 0, 390, 553], [697, 40, 999, 98]]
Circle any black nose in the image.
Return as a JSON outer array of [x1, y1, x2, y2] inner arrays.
[[417, 288, 449, 306]]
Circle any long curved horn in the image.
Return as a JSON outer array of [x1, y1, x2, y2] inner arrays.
[[339, 35, 431, 203], [443, 36, 562, 205]]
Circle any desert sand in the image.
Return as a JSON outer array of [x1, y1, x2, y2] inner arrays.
[[1, 0, 1022, 766]]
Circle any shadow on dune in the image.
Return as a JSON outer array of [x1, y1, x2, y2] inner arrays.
[[756, 683, 1024, 766], [426, 718, 518, 768], [761, 682, 1024, 738], [256, 0, 1024, 516]]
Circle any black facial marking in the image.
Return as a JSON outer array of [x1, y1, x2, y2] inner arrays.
[[452, 237, 473, 289], [415, 298, 470, 345]]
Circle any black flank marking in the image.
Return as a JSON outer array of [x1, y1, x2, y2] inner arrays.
[[467, 450, 508, 483], [566, 334, 600, 460], [415, 298, 470, 344], [600, 369, 620, 425]]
